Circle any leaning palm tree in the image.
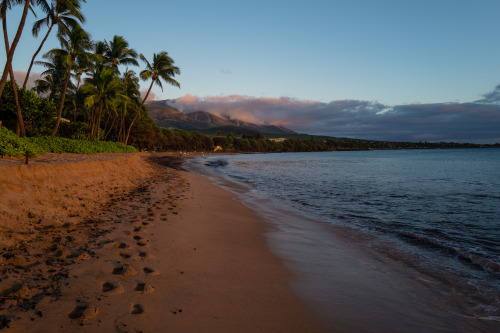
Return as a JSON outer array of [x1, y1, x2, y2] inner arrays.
[[0, 0, 49, 98], [49, 24, 92, 136], [124, 51, 180, 145], [1, 0, 25, 136], [104, 35, 138, 71], [81, 66, 126, 140], [118, 69, 140, 142], [23, 0, 86, 89]]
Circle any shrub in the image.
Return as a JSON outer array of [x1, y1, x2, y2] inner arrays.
[[0, 127, 138, 157], [0, 81, 57, 136], [0, 126, 47, 157]]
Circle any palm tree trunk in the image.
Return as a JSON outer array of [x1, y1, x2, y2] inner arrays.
[[89, 105, 95, 136], [51, 64, 73, 137], [0, 0, 31, 98], [95, 99, 103, 141], [124, 79, 155, 145], [103, 109, 111, 137], [23, 23, 55, 89], [3, 14, 25, 137], [9, 67, 25, 137], [119, 111, 126, 143], [73, 77, 82, 122], [105, 115, 116, 140]]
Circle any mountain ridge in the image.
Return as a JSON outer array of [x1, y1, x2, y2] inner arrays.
[[147, 100, 296, 135]]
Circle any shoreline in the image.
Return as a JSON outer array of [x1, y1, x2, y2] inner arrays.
[[0, 152, 323, 332], [188, 152, 500, 333]]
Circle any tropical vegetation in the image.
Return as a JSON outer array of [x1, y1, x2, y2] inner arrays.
[[0, 0, 180, 156]]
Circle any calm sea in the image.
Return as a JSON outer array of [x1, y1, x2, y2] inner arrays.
[[186, 149, 500, 332]]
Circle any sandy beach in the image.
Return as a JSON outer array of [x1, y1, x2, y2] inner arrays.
[[0, 153, 323, 332]]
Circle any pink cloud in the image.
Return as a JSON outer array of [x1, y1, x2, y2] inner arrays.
[[12, 71, 41, 89], [172, 94, 321, 126], [166, 94, 500, 143], [141, 88, 157, 101]]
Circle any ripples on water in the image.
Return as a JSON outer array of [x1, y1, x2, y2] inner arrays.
[[202, 149, 500, 323]]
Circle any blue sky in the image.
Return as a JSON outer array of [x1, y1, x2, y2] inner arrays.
[[3, 0, 500, 142]]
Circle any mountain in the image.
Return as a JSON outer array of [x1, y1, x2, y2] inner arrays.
[[147, 101, 296, 135]]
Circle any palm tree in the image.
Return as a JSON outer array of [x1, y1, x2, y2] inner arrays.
[[23, 0, 86, 89], [1, 0, 26, 136], [124, 51, 180, 145], [118, 69, 140, 142], [0, 0, 49, 98], [81, 66, 126, 140], [69, 52, 90, 121], [104, 35, 138, 71], [49, 24, 92, 136], [35, 50, 68, 99]]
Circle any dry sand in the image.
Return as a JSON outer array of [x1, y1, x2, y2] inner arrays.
[[0, 153, 323, 332]]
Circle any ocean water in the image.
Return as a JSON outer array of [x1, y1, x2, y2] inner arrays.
[[186, 149, 500, 332]]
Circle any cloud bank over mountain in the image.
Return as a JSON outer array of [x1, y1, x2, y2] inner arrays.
[[167, 91, 500, 143]]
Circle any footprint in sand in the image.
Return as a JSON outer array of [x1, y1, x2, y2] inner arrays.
[[112, 264, 137, 276], [142, 267, 158, 276], [138, 251, 149, 258], [68, 300, 98, 321], [134, 282, 154, 293], [131, 304, 144, 315], [118, 252, 131, 259], [136, 241, 148, 247], [101, 281, 124, 295], [115, 242, 128, 249]]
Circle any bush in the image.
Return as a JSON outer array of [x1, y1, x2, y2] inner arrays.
[[0, 81, 57, 136], [29, 137, 138, 154], [0, 126, 46, 157], [57, 121, 91, 139], [0, 126, 138, 157]]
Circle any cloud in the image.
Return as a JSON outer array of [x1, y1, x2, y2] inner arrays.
[[141, 88, 157, 101], [167, 93, 500, 143], [476, 84, 500, 104], [12, 71, 41, 89], [220, 69, 232, 75]]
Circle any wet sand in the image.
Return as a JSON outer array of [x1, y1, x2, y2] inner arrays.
[[0, 153, 323, 332]]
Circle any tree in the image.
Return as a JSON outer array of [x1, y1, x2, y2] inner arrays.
[[117, 69, 140, 142], [0, 0, 49, 98], [48, 24, 92, 136], [0, 80, 57, 136], [104, 35, 138, 71], [81, 66, 126, 141], [124, 51, 180, 145], [23, 0, 86, 89], [1, 0, 25, 136], [34, 50, 68, 99], [69, 50, 91, 120]]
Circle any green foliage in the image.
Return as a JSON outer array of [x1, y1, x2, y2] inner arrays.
[[0, 126, 46, 157], [0, 126, 137, 157], [0, 81, 57, 136], [57, 121, 91, 139], [28, 137, 138, 154]]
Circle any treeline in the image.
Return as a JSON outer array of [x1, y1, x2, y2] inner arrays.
[[0, 0, 179, 146], [127, 120, 500, 152]]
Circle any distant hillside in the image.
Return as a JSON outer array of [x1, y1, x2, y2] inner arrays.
[[147, 101, 296, 135]]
